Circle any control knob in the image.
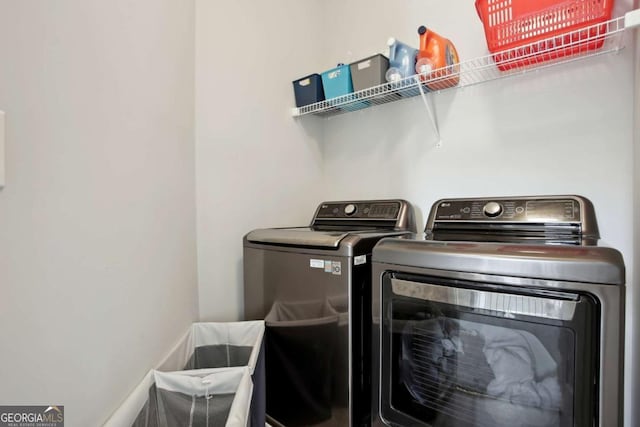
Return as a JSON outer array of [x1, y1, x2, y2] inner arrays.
[[344, 204, 357, 216], [483, 201, 503, 217]]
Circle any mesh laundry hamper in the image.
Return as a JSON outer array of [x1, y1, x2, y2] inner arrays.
[[265, 300, 339, 426], [131, 383, 158, 427], [154, 367, 253, 427], [129, 321, 265, 427], [182, 322, 265, 427], [327, 295, 349, 408]]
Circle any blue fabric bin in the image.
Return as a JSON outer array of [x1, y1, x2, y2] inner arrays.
[[292, 74, 325, 107]]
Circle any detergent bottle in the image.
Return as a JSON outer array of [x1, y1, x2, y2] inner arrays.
[[385, 38, 418, 82], [415, 25, 460, 90]]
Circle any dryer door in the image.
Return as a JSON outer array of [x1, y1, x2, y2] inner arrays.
[[379, 272, 600, 427]]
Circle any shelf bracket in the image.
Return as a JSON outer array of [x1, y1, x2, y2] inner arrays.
[[625, 9, 640, 29], [416, 75, 442, 148]]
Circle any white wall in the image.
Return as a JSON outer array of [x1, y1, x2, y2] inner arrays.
[[319, 0, 637, 425], [632, 7, 640, 426], [0, 1, 198, 425], [195, 0, 325, 320]]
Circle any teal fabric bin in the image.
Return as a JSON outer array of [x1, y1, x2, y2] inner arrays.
[[320, 64, 353, 100]]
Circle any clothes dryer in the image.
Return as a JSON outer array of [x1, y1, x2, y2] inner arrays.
[[371, 195, 625, 427]]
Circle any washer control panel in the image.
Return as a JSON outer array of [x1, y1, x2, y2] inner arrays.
[[433, 198, 580, 223], [316, 201, 401, 220]]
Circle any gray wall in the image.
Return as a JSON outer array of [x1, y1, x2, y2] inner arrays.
[[632, 4, 640, 426], [195, 0, 325, 321], [0, 1, 198, 425]]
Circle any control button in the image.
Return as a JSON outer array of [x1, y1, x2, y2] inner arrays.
[[332, 207, 339, 214], [515, 206, 525, 214], [344, 204, 357, 216], [483, 202, 503, 217], [461, 207, 471, 214]]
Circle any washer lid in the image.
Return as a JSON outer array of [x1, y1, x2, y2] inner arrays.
[[246, 227, 352, 248]]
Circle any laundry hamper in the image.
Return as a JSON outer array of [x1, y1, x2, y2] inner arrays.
[[129, 373, 158, 427], [182, 322, 265, 427], [327, 295, 349, 408], [129, 321, 265, 427], [154, 367, 253, 427], [265, 300, 339, 426]]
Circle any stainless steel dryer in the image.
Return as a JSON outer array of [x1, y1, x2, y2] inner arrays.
[[371, 195, 625, 427], [243, 199, 416, 427]]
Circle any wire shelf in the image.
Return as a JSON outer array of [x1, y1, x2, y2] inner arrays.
[[292, 13, 631, 118]]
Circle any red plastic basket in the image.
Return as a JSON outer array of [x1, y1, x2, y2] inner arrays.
[[475, 0, 614, 70]]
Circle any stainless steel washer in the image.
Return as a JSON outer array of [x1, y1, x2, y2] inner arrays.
[[243, 199, 416, 427], [371, 195, 625, 427]]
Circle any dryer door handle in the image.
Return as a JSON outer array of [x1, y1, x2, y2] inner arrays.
[[390, 278, 579, 321]]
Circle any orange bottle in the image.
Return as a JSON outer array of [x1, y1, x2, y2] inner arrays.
[[415, 25, 460, 90]]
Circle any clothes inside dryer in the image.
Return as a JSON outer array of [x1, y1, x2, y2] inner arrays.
[[384, 278, 587, 427], [398, 317, 567, 427]]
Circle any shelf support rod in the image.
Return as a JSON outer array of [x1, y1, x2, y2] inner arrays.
[[416, 75, 442, 147]]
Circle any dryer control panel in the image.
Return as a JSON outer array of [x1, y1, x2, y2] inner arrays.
[[425, 195, 599, 244], [433, 198, 581, 223]]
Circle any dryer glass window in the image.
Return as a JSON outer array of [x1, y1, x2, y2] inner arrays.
[[379, 273, 600, 427]]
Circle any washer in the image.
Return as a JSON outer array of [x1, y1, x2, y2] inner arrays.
[[244, 199, 416, 427], [371, 195, 625, 427]]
